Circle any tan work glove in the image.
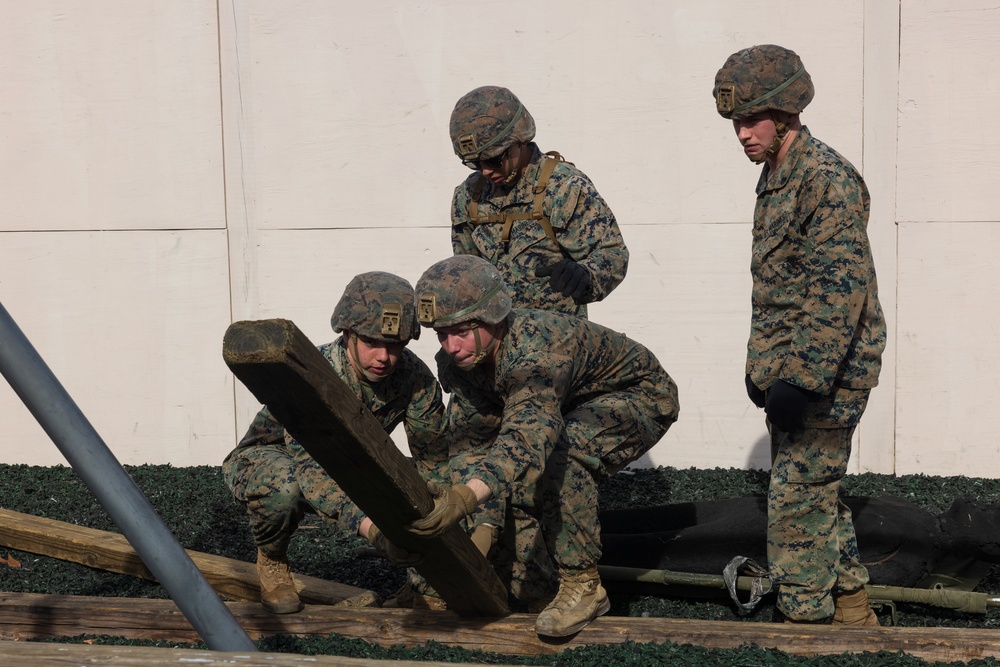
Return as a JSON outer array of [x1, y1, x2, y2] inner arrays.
[[407, 481, 479, 538], [470, 524, 499, 558], [368, 523, 422, 566]]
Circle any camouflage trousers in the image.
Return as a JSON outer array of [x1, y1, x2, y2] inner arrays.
[[404, 446, 559, 606], [768, 424, 869, 621], [541, 391, 669, 570], [222, 444, 363, 557], [412, 391, 670, 606]]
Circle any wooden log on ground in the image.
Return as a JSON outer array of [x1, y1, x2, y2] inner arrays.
[[1, 591, 1000, 663], [0, 507, 377, 607], [222, 319, 508, 617], [0, 639, 500, 667]]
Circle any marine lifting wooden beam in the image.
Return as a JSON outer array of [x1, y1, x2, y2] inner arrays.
[[222, 318, 508, 617]]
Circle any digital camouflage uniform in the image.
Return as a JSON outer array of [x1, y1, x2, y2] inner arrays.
[[451, 144, 629, 318], [437, 308, 679, 595], [223, 272, 446, 561], [445, 88, 630, 606], [449, 85, 628, 318], [750, 126, 886, 621], [223, 338, 446, 556], [715, 45, 887, 622]]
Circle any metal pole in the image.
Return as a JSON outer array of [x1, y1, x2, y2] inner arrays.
[[0, 301, 256, 652]]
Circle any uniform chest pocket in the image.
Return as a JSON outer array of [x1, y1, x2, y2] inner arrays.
[[472, 209, 558, 259], [751, 211, 797, 275]]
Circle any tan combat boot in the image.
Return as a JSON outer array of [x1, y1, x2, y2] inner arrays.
[[832, 588, 879, 626], [534, 566, 611, 637], [256, 548, 303, 614], [382, 584, 448, 610]]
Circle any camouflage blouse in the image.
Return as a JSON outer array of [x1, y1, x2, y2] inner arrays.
[[451, 144, 629, 318], [748, 127, 886, 424], [436, 309, 679, 500], [233, 337, 448, 501]]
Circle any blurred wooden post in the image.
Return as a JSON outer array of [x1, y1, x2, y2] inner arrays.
[[0, 508, 378, 607], [222, 318, 508, 617]]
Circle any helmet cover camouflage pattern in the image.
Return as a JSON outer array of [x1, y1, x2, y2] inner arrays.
[[415, 255, 512, 328], [713, 44, 814, 120], [331, 271, 420, 342], [449, 86, 537, 161]]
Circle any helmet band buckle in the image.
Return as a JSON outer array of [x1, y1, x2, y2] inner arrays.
[[458, 134, 478, 158], [717, 82, 735, 114], [380, 303, 401, 337], [418, 293, 437, 325]]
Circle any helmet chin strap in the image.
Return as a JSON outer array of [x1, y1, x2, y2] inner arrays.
[[457, 322, 502, 370], [499, 143, 524, 186], [348, 333, 385, 383], [749, 113, 789, 165]]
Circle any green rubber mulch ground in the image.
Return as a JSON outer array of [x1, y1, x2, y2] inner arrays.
[[5, 464, 1000, 666]]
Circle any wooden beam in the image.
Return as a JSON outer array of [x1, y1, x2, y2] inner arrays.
[[222, 319, 508, 617], [0, 507, 377, 607], [1, 591, 999, 664], [0, 639, 501, 667]]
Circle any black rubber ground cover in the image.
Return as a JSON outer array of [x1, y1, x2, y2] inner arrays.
[[5, 464, 1000, 666]]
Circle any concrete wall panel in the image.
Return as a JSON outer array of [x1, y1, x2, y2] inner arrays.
[[896, 222, 1000, 475], [1, 1, 999, 476], [0, 1, 223, 232], [0, 230, 234, 465]]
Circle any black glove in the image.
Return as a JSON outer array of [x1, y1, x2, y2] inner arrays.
[[764, 380, 819, 434], [746, 374, 766, 408], [535, 259, 590, 303]]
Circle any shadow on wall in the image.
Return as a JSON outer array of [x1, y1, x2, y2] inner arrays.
[[626, 433, 772, 472], [746, 433, 772, 470]]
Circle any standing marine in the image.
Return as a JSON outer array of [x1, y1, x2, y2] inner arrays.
[[713, 44, 886, 625], [448, 85, 629, 318]]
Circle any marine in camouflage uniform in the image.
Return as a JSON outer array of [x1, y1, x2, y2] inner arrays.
[[714, 45, 886, 625], [222, 272, 446, 614], [449, 86, 628, 318], [407, 255, 679, 637], [442, 85, 631, 609]]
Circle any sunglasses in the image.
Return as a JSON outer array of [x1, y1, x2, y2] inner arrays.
[[462, 143, 517, 171]]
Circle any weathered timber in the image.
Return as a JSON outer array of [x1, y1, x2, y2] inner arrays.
[[0, 640, 505, 667], [2, 591, 1000, 663], [0, 507, 377, 607], [222, 319, 508, 617]]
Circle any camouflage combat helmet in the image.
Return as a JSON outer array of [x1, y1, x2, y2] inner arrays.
[[713, 44, 814, 120], [415, 255, 512, 328], [331, 271, 420, 342], [449, 86, 536, 162]]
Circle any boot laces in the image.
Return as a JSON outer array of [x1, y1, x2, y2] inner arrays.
[[549, 575, 594, 612], [260, 552, 289, 580]]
